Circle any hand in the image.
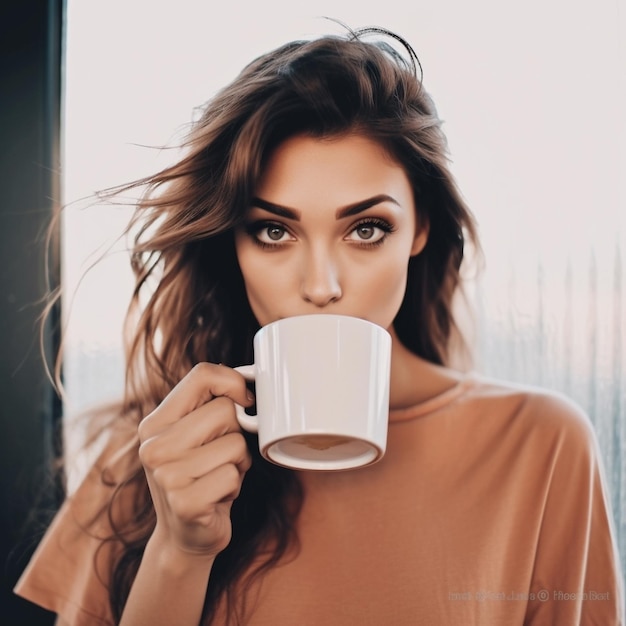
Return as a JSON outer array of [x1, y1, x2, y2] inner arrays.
[[138, 363, 253, 560]]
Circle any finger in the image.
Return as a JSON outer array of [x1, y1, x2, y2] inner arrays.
[[192, 462, 247, 504], [166, 463, 247, 522], [139, 396, 240, 468], [139, 363, 254, 439], [151, 432, 252, 492]]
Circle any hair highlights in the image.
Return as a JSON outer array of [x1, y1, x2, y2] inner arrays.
[[82, 27, 480, 624]]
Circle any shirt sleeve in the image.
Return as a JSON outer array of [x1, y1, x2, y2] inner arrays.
[[523, 393, 625, 625], [13, 423, 140, 626]]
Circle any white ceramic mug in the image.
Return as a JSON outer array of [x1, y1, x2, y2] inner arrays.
[[234, 314, 391, 471]]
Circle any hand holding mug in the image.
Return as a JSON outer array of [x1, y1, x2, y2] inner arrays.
[[137, 363, 253, 558]]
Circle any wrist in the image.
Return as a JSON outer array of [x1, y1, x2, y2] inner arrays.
[[120, 529, 215, 625], [145, 530, 217, 578]]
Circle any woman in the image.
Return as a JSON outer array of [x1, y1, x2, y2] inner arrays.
[[15, 26, 623, 625]]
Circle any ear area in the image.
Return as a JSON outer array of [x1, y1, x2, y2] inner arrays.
[[410, 221, 429, 257]]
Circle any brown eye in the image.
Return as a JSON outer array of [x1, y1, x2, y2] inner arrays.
[[346, 219, 393, 245], [247, 221, 296, 246], [267, 226, 285, 241], [356, 225, 375, 240]]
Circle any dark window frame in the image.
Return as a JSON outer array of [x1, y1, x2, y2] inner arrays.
[[0, 1, 64, 623]]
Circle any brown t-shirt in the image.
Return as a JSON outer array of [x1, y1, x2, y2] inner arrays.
[[15, 374, 625, 625]]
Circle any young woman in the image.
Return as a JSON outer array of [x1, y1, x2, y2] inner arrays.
[[15, 26, 623, 625]]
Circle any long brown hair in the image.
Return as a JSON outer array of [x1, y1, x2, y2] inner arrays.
[[81, 26, 480, 624]]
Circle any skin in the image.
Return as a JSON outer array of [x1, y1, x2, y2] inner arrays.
[[117, 132, 461, 626], [235, 132, 461, 410], [234, 133, 427, 329], [120, 363, 254, 626]]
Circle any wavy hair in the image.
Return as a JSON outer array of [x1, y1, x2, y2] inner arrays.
[[82, 26, 481, 624]]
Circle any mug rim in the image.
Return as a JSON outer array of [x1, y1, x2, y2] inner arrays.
[[256, 313, 390, 337], [262, 433, 384, 471]]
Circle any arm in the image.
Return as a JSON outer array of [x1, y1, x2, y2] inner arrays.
[[119, 363, 253, 626], [118, 537, 214, 626]]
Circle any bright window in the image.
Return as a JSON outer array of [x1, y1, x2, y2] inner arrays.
[[63, 0, 625, 569]]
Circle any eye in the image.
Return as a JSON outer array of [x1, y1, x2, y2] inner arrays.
[[354, 225, 378, 240], [346, 219, 394, 245], [262, 225, 288, 242], [246, 221, 295, 247]]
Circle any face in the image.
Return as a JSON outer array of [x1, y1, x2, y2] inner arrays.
[[234, 133, 429, 330]]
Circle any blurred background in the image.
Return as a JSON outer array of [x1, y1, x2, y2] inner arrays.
[[1, 0, 624, 622]]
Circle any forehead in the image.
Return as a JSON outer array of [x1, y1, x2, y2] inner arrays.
[[255, 133, 414, 210]]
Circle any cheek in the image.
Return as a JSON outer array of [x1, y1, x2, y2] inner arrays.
[[245, 271, 288, 304], [373, 265, 407, 328], [236, 245, 294, 322], [357, 255, 410, 328]]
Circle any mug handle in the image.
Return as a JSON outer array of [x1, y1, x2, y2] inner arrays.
[[233, 364, 258, 433]]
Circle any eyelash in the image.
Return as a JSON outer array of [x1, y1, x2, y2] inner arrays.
[[349, 218, 396, 247], [244, 221, 289, 250], [244, 218, 396, 250]]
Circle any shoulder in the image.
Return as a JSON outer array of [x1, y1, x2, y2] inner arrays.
[[465, 372, 599, 457]]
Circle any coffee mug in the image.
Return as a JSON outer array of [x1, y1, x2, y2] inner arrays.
[[234, 314, 391, 471]]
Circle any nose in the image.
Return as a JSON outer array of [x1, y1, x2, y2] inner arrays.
[[300, 246, 342, 307]]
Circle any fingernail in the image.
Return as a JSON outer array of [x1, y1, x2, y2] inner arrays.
[[246, 390, 255, 402]]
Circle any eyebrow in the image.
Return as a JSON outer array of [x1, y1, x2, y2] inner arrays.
[[250, 194, 401, 221]]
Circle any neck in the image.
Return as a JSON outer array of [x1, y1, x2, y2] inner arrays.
[[387, 325, 463, 411]]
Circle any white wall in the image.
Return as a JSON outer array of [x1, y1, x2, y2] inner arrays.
[[62, 1, 626, 534]]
